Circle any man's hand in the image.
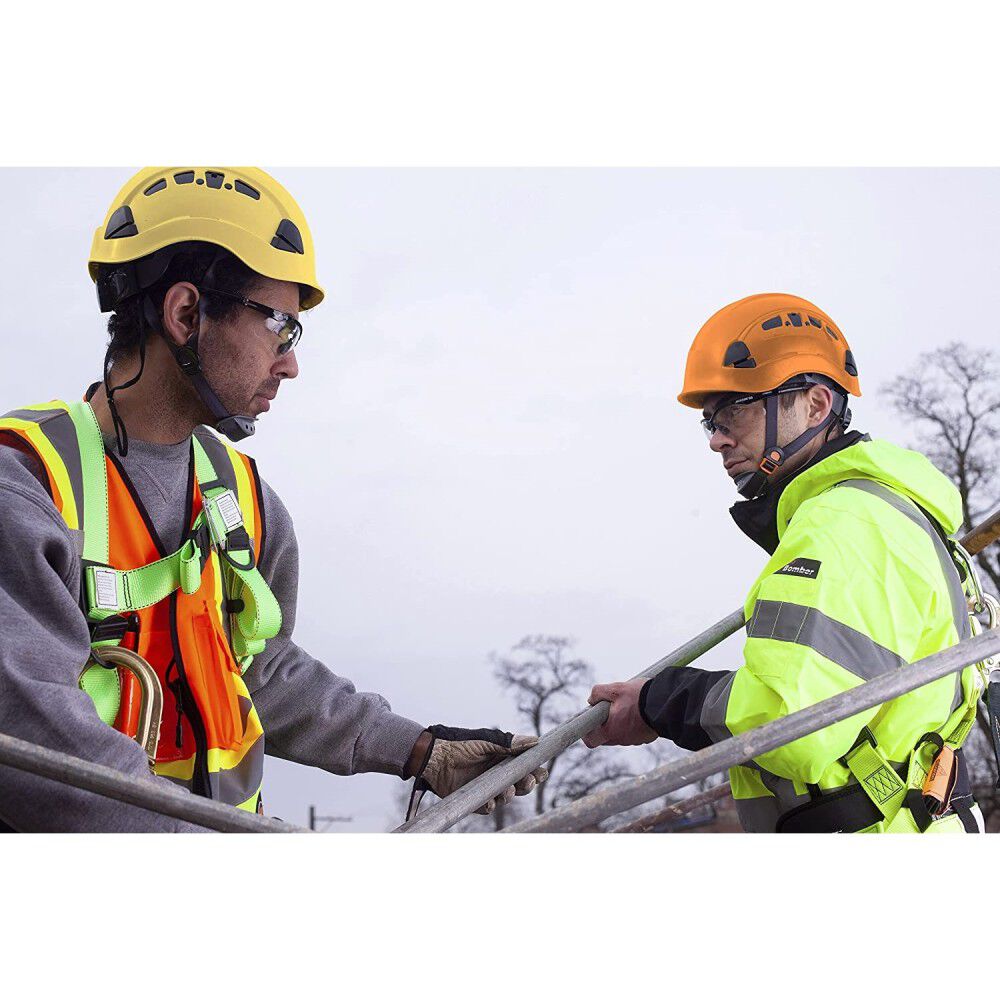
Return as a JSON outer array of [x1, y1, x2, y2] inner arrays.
[[583, 679, 658, 748], [406, 724, 549, 820]]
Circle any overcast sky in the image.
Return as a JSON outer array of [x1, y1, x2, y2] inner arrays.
[[4, 168, 1000, 830]]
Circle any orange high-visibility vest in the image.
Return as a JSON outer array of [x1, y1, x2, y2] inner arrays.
[[0, 395, 282, 811]]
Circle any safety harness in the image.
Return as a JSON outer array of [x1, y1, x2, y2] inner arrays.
[[0, 397, 283, 806]]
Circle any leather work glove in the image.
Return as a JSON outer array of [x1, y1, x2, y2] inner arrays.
[[406, 724, 549, 821]]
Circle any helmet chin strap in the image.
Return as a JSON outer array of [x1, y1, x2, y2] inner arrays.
[[143, 292, 256, 444], [734, 393, 840, 500]]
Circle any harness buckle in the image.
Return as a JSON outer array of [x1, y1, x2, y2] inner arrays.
[[758, 447, 785, 476], [203, 488, 245, 550]]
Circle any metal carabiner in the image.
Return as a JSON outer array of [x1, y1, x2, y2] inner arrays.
[[951, 540, 987, 613], [89, 645, 164, 768]]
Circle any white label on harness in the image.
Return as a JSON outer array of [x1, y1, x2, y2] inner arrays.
[[215, 490, 244, 532], [93, 568, 119, 610]]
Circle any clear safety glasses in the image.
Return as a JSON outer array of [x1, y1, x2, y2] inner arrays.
[[199, 287, 303, 356], [700, 384, 807, 440]]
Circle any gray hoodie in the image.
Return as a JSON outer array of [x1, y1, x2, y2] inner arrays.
[[0, 427, 425, 832]]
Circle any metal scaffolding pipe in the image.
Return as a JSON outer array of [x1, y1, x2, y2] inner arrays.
[[504, 628, 1000, 832], [0, 732, 309, 833], [610, 781, 732, 833], [394, 608, 746, 832]]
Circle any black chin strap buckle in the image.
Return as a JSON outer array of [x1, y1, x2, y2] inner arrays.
[[174, 345, 202, 375], [758, 446, 785, 476]]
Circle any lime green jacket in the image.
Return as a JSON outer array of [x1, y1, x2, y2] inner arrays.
[[640, 436, 974, 832]]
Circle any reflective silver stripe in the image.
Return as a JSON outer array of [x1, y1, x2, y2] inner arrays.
[[700, 671, 736, 743], [210, 739, 264, 807], [747, 600, 907, 680], [733, 795, 783, 833], [1, 407, 67, 422], [41, 411, 85, 533]]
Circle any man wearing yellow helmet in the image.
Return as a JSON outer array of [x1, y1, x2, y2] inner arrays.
[[582, 293, 985, 833], [0, 167, 545, 830]]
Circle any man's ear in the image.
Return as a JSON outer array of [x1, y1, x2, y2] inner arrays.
[[806, 384, 834, 427], [160, 282, 201, 348]]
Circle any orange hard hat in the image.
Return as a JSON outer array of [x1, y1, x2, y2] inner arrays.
[[678, 293, 862, 409]]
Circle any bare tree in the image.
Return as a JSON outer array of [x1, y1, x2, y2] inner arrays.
[[882, 341, 1000, 590], [489, 634, 654, 827], [491, 635, 592, 816]]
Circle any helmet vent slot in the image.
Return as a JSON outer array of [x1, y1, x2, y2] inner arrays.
[[104, 206, 138, 240], [761, 316, 782, 331], [143, 179, 167, 196], [173, 170, 195, 185], [825, 325, 839, 341], [234, 180, 260, 200], [206, 171, 225, 189], [723, 341, 756, 369], [271, 219, 304, 254]]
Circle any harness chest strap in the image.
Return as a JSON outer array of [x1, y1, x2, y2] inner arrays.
[[191, 437, 281, 664]]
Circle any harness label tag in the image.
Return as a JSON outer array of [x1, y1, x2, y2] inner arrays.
[[776, 558, 821, 580], [94, 568, 119, 610], [216, 490, 244, 532]]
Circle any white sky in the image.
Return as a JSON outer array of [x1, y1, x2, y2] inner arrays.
[[4, 168, 1000, 830]]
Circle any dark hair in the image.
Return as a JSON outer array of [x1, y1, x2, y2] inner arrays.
[[100, 243, 261, 362]]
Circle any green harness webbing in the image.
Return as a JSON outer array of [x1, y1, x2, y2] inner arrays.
[[70, 401, 281, 723]]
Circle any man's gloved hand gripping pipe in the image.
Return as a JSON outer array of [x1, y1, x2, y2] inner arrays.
[[406, 725, 549, 821]]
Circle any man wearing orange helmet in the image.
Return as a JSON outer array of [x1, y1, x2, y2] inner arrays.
[[0, 167, 545, 831], [583, 293, 986, 833]]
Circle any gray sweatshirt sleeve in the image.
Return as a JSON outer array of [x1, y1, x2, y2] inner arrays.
[[244, 479, 425, 777], [0, 447, 205, 832]]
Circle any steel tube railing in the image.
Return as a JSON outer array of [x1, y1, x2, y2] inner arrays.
[[394, 608, 746, 832], [0, 732, 309, 833], [610, 781, 732, 833], [504, 628, 1000, 832]]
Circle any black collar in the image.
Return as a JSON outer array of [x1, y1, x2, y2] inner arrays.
[[729, 431, 868, 554]]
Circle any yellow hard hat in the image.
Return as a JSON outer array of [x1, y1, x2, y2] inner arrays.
[[88, 166, 325, 309]]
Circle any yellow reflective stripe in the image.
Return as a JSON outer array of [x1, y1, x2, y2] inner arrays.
[[0, 417, 79, 529], [206, 732, 263, 773], [17, 399, 71, 412], [154, 755, 196, 781], [236, 788, 262, 813], [227, 445, 257, 537], [153, 729, 263, 779]]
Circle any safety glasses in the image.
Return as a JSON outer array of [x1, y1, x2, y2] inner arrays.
[[700, 384, 807, 440], [199, 287, 303, 356]]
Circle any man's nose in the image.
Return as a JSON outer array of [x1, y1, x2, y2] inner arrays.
[[709, 427, 735, 453], [275, 348, 299, 381]]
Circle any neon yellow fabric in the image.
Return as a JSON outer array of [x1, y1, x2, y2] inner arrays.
[[723, 438, 982, 831], [191, 437, 281, 669]]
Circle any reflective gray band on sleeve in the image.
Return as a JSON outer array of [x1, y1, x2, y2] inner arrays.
[[700, 671, 737, 743], [747, 600, 907, 680]]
